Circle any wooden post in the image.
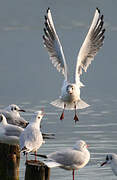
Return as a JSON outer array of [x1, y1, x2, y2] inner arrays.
[[0, 143, 20, 180], [25, 160, 50, 180]]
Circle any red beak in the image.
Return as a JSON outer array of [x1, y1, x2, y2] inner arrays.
[[86, 144, 89, 148]]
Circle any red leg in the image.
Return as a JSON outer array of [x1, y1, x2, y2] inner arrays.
[[60, 104, 66, 120], [72, 170, 75, 180], [74, 104, 79, 123]]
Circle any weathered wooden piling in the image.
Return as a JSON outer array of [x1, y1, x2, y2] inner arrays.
[[0, 142, 20, 180], [25, 160, 50, 180]]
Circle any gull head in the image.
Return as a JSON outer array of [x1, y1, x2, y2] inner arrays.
[[101, 154, 117, 176], [101, 154, 113, 166], [33, 110, 44, 123], [0, 114, 7, 125], [66, 85, 74, 95], [66, 84, 80, 99], [5, 104, 25, 116], [73, 140, 88, 151]]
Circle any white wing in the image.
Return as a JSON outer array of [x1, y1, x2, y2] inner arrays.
[[75, 8, 105, 84], [20, 126, 43, 152], [43, 8, 68, 80]]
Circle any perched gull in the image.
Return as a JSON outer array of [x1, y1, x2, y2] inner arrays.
[[0, 104, 29, 128], [32, 140, 90, 180], [101, 153, 117, 176], [0, 114, 24, 145], [19, 111, 45, 161], [43, 8, 105, 122]]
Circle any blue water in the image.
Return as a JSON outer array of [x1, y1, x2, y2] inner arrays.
[[0, 0, 117, 179]]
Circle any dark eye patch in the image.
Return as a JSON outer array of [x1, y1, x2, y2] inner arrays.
[[106, 155, 109, 161], [0, 115, 3, 122], [67, 85, 73, 90]]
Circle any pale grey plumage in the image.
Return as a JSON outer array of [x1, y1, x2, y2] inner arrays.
[[0, 114, 24, 145], [32, 140, 90, 170]]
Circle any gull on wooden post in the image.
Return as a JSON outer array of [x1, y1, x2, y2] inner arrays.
[[19, 111, 45, 161], [101, 153, 117, 176], [43, 8, 105, 122], [31, 140, 90, 180], [0, 114, 23, 179], [0, 104, 29, 128], [0, 114, 24, 145]]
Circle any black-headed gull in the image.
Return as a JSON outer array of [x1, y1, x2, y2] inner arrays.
[[101, 153, 117, 176], [43, 8, 105, 122], [0, 114, 24, 145], [0, 104, 28, 128], [32, 140, 90, 180], [19, 111, 45, 161]]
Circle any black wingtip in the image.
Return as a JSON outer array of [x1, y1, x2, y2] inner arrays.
[[21, 146, 27, 152], [101, 15, 104, 20], [44, 28, 46, 32], [45, 15, 47, 20], [44, 28, 47, 35], [47, 7, 50, 13], [43, 35, 45, 40], [96, 7, 100, 14], [31, 153, 47, 158], [102, 28, 106, 33], [45, 22, 48, 28]]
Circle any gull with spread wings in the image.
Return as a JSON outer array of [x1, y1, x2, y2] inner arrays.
[[43, 8, 105, 122]]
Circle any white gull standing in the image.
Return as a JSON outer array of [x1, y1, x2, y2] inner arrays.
[[101, 153, 117, 176], [32, 140, 90, 180], [19, 110, 45, 161], [43, 8, 105, 122], [0, 114, 24, 145], [0, 104, 29, 128]]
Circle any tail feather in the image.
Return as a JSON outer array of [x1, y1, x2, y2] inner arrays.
[[76, 99, 90, 109], [51, 99, 90, 110], [30, 153, 61, 168], [44, 161, 61, 168], [51, 99, 64, 109]]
